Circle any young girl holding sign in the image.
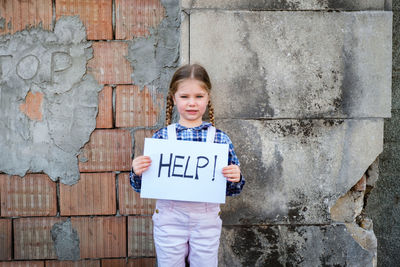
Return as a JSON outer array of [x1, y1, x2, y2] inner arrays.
[[130, 64, 245, 267]]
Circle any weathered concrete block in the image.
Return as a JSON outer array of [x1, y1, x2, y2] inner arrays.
[[182, 0, 387, 10], [218, 224, 374, 267], [219, 118, 383, 224], [190, 11, 392, 119]]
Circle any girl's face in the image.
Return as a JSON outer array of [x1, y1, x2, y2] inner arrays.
[[173, 79, 209, 128]]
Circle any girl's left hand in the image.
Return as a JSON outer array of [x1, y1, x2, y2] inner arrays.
[[222, 165, 241, 183]]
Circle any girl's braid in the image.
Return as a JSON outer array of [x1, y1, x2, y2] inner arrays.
[[165, 93, 174, 126], [208, 101, 215, 127]]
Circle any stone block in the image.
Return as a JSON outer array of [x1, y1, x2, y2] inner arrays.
[[217, 118, 383, 225], [384, 109, 400, 142], [0, 219, 11, 260], [71, 216, 126, 258], [55, 0, 112, 40], [45, 260, 100, 267], [118, 172, 156, 215], [115, 0, 165, 39], [88, 42, 133, 85], [96, 86, 113, 128], [60, 173, 116, 216], [182, 0, 386, 10], [190, 11, 392, 119], [0, 263, 44, 267], [218, 224, 374, 266], [0, 0, 53, 35], [115, 85, 164, 127], [0, 174, 57, 217], [78, 129, 132, 172], [128, 216, 155, 257], [14, 217, 64, 259], [101, 258, 157, 267]]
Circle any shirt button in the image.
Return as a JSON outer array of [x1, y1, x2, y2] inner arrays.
[[155, 209, 159, 213]]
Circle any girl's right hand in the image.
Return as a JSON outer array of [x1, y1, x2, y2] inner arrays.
[[132, 156, 152, 176]]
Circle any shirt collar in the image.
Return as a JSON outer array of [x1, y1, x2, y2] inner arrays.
[[175, 122, 212, 131]]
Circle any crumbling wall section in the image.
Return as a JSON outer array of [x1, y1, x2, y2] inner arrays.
[[182, 0, 392, 266]]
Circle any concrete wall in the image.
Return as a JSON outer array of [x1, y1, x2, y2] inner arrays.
[[366, 1, 400, 266], [0, 0, 393, 266], [182, 0, 392, 266]]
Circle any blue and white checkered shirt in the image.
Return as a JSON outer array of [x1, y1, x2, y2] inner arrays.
[[130, 122, 245, 196]]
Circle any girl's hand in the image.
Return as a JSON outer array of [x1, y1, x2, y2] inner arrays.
[[222, 165, 241, 183], [132, 156, 152, 176]]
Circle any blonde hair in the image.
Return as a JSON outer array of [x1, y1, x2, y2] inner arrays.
[[165, 64, 215, 126]]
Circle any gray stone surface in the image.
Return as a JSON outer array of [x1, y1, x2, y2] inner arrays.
[[218, 224, 374, 267], [182, 0, 386, 10], [218, 118, 383, 224], [190, 10, 392, 119], [51, 219, 80, 260], [127, 0, 180, 125], [0, 16, 101, 185], [393, 72, 400, 109]]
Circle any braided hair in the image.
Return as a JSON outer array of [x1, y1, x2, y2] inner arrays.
[[165, 64, 215, 126]]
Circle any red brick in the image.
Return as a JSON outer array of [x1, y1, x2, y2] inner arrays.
[[71, 216, 126, 258], [101, 258, 156, 267], [0, 262, 44, 267], [96, 86, 113, 128], [0, 219, 12, 260], [116, 85, 164, 127], [19, 91, 43, 121], [128, 216, 155, 257], [133, 129, 157, 157], [353, 174, 367, 192], [118, 173, 155, 215], [87, 42, 133, 85], [0, 0, 52, 35], [79, 129, 132, 172], [0, 174, 57, 217], [60, 173, 116, 216], [115, 0, 165, 39], [45, 260, 99, 267], [14, 217, 63, 260], [55, 0, 112, 40]]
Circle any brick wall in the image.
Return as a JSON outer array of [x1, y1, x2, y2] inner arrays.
[[0, 0, 163, 264]]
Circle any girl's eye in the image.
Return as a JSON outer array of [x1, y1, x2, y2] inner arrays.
[[180, 95, 188, 98], [196, 95, 204, 98]]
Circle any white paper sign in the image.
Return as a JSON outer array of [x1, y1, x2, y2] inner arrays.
[[141, 138, 229, 203]]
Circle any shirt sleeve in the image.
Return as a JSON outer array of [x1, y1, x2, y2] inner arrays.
[[129, 129, 165, 193], [223, 134, 246, 197]]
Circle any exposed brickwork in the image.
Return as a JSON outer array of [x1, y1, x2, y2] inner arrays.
[[71, 217, 126, 258], [0, 262, 44, 267], [118, 173, 156, 215], [14, 217, 63, 260], [116, 85, 164, 127], [115, 0, 165, 39], [87, 42, 133, 85], [60, 173, 116, 216], [0, 219, 12, 260], [0, 174, 57, 217], [79, 129, 132, 172], [0, 0, 53, 35], [96, 86, 113, 129], [55, 0, 112, 40], [133, 129, 157, 157], [19, 91, 43, 121], [128, 216, 155, 257], [101, 258, 156, 267], [353, 174, 367, 192], [45, 260, 100, 267]]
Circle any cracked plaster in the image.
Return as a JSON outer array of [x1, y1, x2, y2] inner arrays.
[[0, 16, 101, 185]]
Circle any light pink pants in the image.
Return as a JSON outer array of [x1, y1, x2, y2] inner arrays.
[[152, 199, 222, 267]]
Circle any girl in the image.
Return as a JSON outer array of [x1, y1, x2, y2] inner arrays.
[[130, 64, 245, 267]]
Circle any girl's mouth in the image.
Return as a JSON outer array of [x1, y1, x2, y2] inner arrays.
[[186, 110, 198, 114]]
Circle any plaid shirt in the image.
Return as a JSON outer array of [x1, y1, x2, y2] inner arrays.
[[130, 122, 245, 196]]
